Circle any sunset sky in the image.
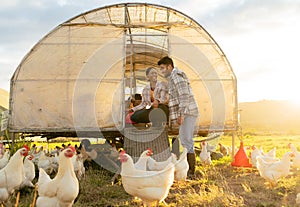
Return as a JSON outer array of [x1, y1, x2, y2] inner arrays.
[[1, 0, 299, 103]]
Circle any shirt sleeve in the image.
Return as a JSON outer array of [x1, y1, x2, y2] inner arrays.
[[132, 87, 148, 112], [173, 73, 189, 116]]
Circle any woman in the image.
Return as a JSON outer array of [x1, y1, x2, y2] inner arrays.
[[129, 67, 169, 127]]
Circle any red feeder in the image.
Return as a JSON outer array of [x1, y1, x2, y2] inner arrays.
[[231, 141, 252, 167]]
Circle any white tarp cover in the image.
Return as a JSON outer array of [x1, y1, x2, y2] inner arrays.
[[0, 89, 9, 110], [0, 89, 9, 132], [9, 3, 237, 134]]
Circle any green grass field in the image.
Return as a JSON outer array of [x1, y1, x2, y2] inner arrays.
[[5, 134, 300, 206]]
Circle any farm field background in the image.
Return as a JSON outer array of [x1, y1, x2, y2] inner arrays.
[[5, 133, 300, 207], [2, 100, 300, 206]]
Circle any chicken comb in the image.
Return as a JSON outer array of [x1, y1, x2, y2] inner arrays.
[[147, 148, 153, 153], [120, 150, 126, 155], [23, 145, 30, 151], [68, 146, 76, 153]]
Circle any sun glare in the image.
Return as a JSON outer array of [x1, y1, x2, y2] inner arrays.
[[288, 98, 300, 108]]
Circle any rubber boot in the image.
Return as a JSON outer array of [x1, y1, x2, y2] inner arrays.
[[187, 153, 196, 179]]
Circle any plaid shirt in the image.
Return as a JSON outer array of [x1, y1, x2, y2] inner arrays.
[[168, 68, 199, 123], [132, 81, 168, 112]]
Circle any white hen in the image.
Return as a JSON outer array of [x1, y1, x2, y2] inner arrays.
[[288, 143, 300, 169], [250, 145, 263, 167], [260, 146, 276, 158], [147, 153, 176, 171], [0, 150, 10, 169], [134, 148, 153, 171], [21, 154, 36, 188], [120, 151, 174, 206], [256, 151, 293, 186], [38, 151, 55, 175], [200, 141, 212, 165], [36, 146, 79, 207], [0, 147, 28, 204], [174, 148, 189, 181], [252, 146, 279, 167]]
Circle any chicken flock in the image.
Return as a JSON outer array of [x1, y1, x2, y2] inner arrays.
[[118, 141, 300, 206], [1, 140, 300, 206], [0, 144, 86, 207]]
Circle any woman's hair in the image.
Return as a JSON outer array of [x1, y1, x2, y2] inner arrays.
[[145, 67, 157, 76]]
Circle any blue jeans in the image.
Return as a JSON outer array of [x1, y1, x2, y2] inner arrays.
[[179, 115, 197, 153]]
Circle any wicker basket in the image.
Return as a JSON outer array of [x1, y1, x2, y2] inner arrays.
[[124, 126, 171, 162]]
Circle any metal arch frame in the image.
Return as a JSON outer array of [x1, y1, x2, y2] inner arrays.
[[8, 3, 238, 145]]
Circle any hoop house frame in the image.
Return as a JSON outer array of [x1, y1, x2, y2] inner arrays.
[[9, 3, 238, 138]]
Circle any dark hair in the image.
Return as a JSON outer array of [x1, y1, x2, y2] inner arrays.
[[157, 56, 174, 68], [145, 67, 156, 76], [134, 93, 142, 100]]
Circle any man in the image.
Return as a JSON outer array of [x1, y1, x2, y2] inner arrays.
[[158, 56, 199, 178]]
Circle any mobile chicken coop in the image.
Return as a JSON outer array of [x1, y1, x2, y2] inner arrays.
[[9, 3, 238, 145]]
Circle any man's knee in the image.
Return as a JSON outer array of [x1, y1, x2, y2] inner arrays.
[[149, 108, 167, 122]]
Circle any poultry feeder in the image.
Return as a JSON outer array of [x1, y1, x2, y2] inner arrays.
[[231, 141, 252, 167], [124, 126, 171, 162]]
